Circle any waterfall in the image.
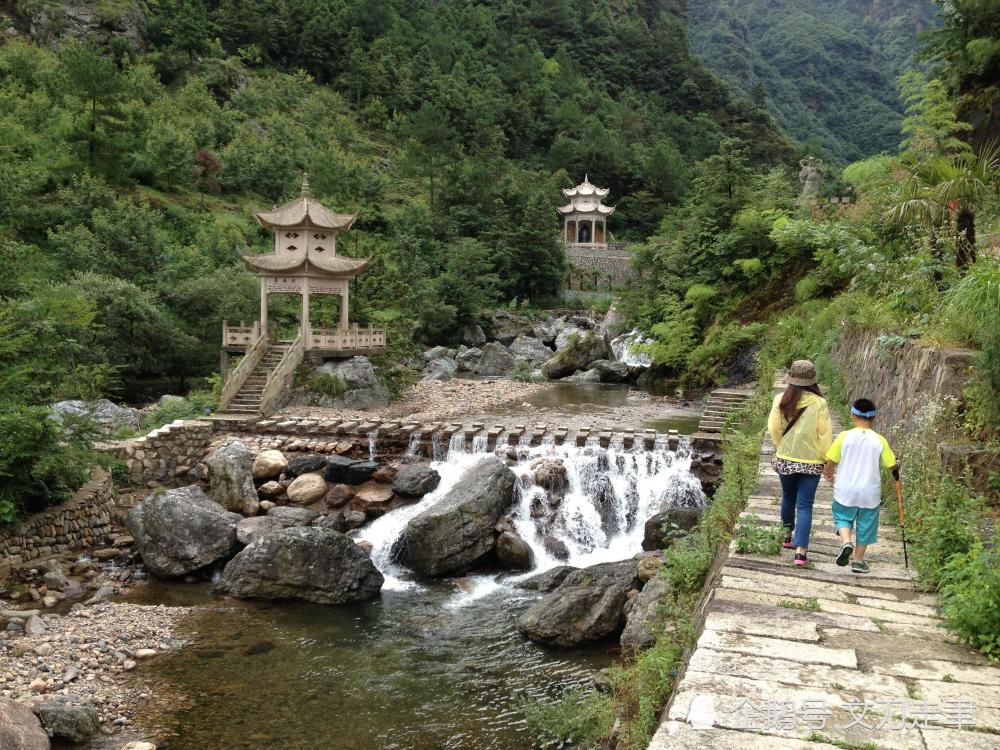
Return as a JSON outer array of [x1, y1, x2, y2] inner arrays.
[[405, 431, 421, 457], [368, 431, 379, 461], [360, 434, 705, 588], [611, 329, 653, 367]]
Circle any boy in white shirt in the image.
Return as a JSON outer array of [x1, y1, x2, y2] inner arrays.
[[822, 398, 898, 573]]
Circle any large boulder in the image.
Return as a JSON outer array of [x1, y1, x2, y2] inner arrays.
[[542, 332, 612, 379], [126, 486, 241, 578], [286, 472, 328, 504], [206, 440, 259, 515], [267, 505, 320, 526], [324, 456, 378, 485], [496, 531, 534, 570], [532, 317, 564, 346], [588, 359, 631, 383], [620, 574, 672, 656], [489, 311, 532, 345], [462, 323, 487, 347], [50, 398, 140, 435], [217, 527, 383, 604], [396, 456, 516, 576], [554, 327, 585, 352], [236, 516, 285, 545], [0, 697, 49, 750], [515, 565, 576, 592], [563, 368, 601, 383], [392, 465, 441, 497], [251, 450, 287, 480], [33, 695, 100, 743], [423, 357, 457, 381], [509, 335, 553, 366], [314, 357, 389, 410], [455, 347, 483, 372], [422, 345, 451, 362], [641, 507, 703, 551], [474, 342, 516, 376], [284, 454, 328, 478], [517, 560, 638, 646]]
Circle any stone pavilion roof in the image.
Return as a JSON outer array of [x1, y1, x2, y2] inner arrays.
[[254, 174, 359, 231], [239, 250, 370, 276], [558, 175, 615, 216]]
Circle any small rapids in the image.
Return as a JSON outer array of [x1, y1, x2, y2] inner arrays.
[[611, 329, 653, 367], [360, 435, 704, 590]]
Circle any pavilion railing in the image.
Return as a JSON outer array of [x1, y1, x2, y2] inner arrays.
[[308, 324, 386, 351], [259, 333, 304, 416], [219, 332, 267, 411]]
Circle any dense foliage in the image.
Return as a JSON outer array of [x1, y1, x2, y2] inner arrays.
[[689, 0, 938, 163]]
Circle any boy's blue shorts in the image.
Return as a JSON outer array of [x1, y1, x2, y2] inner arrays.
[[832, 501, 880, 546]]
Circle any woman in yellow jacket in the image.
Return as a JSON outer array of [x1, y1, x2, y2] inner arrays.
[[767, 360, 833, 566]]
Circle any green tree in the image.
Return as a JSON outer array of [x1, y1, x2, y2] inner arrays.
[[58, 42, 126, 169]]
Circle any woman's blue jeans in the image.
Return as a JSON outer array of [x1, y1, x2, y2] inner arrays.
[[778, 473, 821, 549]]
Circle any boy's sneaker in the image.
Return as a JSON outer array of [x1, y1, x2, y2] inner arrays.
[[794, 553, 808, 567], [851, 560, 870, 574], [835, 542, 854, 567]]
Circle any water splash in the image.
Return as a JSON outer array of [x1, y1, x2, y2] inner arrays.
[[611, 329, 653, 367]]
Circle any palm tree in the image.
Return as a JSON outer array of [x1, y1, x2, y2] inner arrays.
[[888, 141, 1000, 270]]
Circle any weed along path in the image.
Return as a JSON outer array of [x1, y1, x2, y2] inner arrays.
[[649, 390, 1000, 750]]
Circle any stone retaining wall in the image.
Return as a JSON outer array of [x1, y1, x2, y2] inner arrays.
[[0, 471, 115, 568], [566, 245, 635, 291], [96, 419, 215, 485], [830, 326, 976, 437]]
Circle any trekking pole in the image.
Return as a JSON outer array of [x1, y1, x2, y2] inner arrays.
[[895, 478, 909, 569]]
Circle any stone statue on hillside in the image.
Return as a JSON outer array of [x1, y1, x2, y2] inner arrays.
[[799, 155, 824, 201]]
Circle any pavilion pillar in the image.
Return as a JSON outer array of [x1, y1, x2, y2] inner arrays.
[[301, 282, 310, 348], [259, 278, 268, 341], [339, 284, 349, 329]]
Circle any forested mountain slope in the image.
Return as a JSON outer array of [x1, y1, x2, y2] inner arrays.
[[689, 0, 938, 163]]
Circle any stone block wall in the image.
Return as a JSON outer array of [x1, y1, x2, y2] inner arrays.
[[97, 419, 215, 485], [0, 471, 115, 567], [566, 245, 634, 291], [830, 326, 975, 438]]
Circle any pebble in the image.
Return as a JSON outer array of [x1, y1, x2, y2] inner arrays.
[[134, 649, 157, 660]]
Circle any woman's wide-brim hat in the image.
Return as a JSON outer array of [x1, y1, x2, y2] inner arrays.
[[787, 359, 817, 387]]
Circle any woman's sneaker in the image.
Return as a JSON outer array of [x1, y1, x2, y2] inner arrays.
[[835, 542, 854, 567], [851, 560, 870, 574], [782, 534, 794, 550], [794, 553, 808, 567]]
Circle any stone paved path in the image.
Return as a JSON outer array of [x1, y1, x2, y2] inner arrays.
[[649, 387, 1000, 750]]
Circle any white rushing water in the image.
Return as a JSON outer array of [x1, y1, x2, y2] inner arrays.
[[610, 329, 653, 367], [360, 434, 704, 592]]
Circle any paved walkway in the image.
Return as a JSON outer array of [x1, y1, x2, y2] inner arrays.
[[649, 394, 1000, 750]]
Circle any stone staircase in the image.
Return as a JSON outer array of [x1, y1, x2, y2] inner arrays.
[[690, 387, 755, 451], [223, 343, 290, 415]]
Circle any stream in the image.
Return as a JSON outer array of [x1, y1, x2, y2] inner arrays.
[[118, 384, 705, 750]]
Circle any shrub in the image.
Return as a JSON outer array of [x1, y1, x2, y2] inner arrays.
[[734, 514, 784, 555], [509, 359, 545, 383], [939, 542, 1000, 659], [307, 372, 347, 399], [143, 389, 217, 431], [522, 688, 613, 748]]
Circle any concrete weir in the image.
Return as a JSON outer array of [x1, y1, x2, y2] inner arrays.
[[647, 387, 1000, 750]]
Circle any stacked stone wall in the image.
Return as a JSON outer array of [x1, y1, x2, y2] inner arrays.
[[97, 420, 215, 485], [566, 244, 634, 290], [0, 471, 115, 567]]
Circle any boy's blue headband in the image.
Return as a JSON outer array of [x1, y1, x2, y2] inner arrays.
[[851, 406, 877, 418]]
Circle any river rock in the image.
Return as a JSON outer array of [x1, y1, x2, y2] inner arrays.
[[517, 560, 638, 646], [257, 480, 284, 499], [353, 482, 394, 513], [636, 552, 665, 582], [509, 335, 553, 366], [516, 565, 576, 592], [462, 323, 487, 347], [325, 484, 355, 507], [496, 531, 534, 570], [236, 516, 285, 545], [543, 332, 612, 379], [324, 456, 378, 485], [542, 535, 570, 560], [206, 440, 259, 515], [218, 527, 384, 604], [620, 574, 672, 656], [251, 449, 287, 480], [315, 512, 347, 532], [532, 317, 564, 346], [315, 356, 390, 410], [588, 359, 631, 383], [33, 695, 100, 743], [126, 486, 241, 578], [422, 345, 451, 362], [490, 311, 531, 345], [396, 456, 516, 576], [474, 342, 516, 376], [286, 472, 328, 504], [267, 506, 320, 526], [50, 398, 140, 435], [563, 368, 601, 383], [392, 465, 441, 497], [553, 327, 584, 352], [455, 347, 483, 372], [372, 465, 398, 483], [423, 357, 457, 381], [641, 507, 703, 551], [342, 510, 366, 529], [0, 696, 49, 750], [284, 454, 328, 478]]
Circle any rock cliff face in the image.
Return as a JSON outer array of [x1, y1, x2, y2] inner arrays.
[[25, 0, 146, 49], [830, 326, 975, 437]]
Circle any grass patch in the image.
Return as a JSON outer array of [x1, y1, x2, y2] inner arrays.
[[521, 688, 614, 748], [509, 359, 546, 383], [779, 597, 821, 612], [871, 618, 890, 634], [306, 372, 347, 399], [734, 514, 785, 555]]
